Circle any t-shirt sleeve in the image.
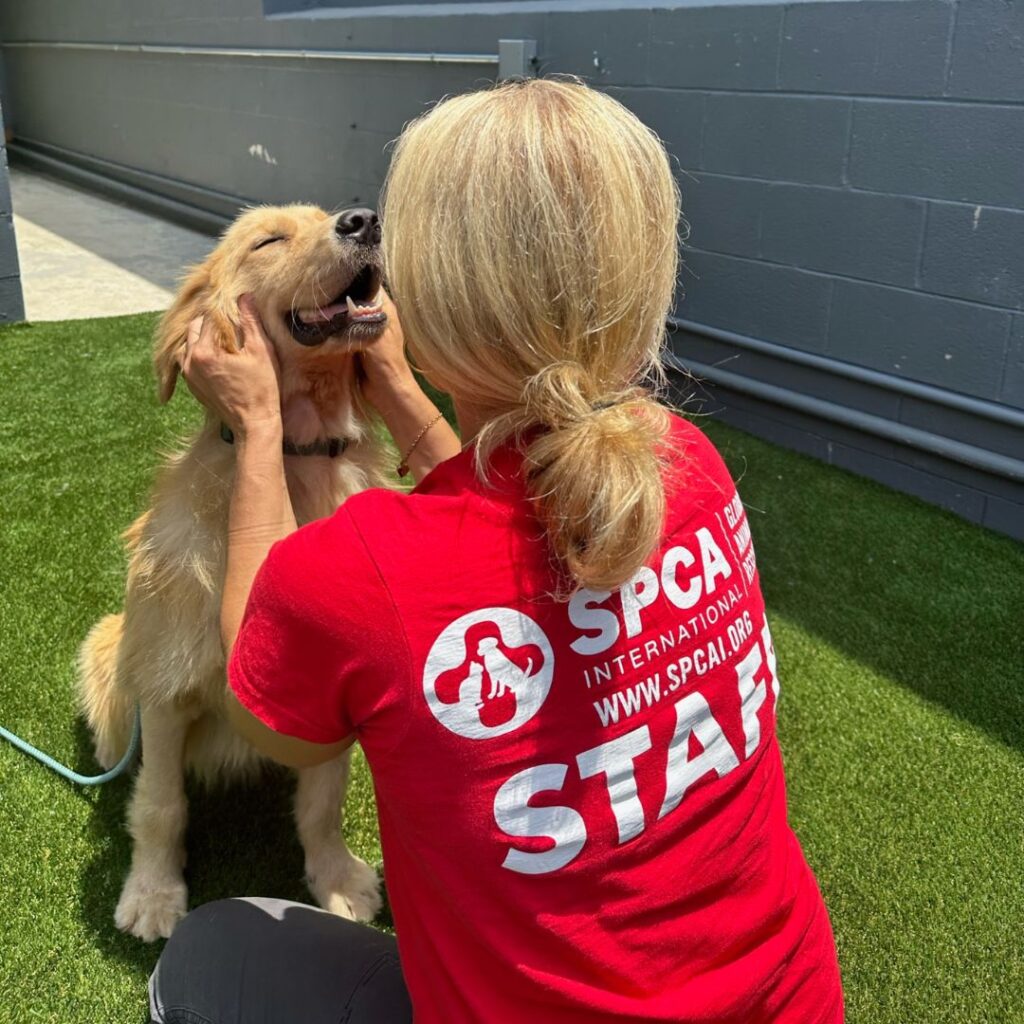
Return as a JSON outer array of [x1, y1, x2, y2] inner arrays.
[[228, 506, 405, 746]]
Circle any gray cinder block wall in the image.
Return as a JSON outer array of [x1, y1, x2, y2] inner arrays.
[[0, 0, 1020, 536], [0, 85, 25, 323], [623, 0, 1024, 541]]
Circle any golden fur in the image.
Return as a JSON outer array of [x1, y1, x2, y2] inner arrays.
[[77, 204, 390, 941]]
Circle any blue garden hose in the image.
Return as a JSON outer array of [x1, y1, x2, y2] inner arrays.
[[0, 705, 141, 785]]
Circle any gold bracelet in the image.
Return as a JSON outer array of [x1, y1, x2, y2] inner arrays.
[[397, 411, 445, 478]]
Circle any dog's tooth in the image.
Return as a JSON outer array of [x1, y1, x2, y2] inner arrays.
[[346, 295, 358, 316]]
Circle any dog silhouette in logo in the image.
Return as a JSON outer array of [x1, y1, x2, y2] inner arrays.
[[435, 623, 545, 730]]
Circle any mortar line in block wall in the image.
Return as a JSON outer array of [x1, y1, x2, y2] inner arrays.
[[996, 316, 1018, 406], [942, 0, 961, 98], [915, 202, 932, 290], [681, 245, 1023, 319], [676, 170, 1024, 216], [589, 82, 1024, 110]]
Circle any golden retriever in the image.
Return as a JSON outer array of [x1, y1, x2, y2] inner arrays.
[[76, 204, 391, 941]]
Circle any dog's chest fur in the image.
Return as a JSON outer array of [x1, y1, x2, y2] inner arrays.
[[120, 409, 389, 719]]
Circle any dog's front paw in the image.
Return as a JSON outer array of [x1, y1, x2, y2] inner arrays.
[[307, 847, 382, 923], [115, 872, 188, 942]]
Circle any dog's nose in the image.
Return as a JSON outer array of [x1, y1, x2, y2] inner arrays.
[[336, 208, 380, 246]]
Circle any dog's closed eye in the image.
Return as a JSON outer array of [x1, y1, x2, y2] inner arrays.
[[252, 236, 287, 251]]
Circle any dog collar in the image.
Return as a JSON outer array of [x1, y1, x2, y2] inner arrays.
[[219, 422, 351, 458]]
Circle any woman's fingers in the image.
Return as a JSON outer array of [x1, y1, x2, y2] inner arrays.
[[181, 315, 220, 388], [237, 294, 270, 352], [180, 313, 223, 365], [236, 294, 262, 349], [181, 300, 278, 377], [173, 298, 283, 434], [237, 294, 282, 379], [178, 315, 204, 378], [186, 315, 204, 349]]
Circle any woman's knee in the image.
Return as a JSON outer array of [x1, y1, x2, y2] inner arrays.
[[150, 899, 303, 1024], [150, 898, 411, 1024], [160, 897, 262, 960]]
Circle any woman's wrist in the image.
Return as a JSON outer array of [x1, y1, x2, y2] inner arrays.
[[234, 414, 284, 447], [364, 366, 421, 420], [369, 379, 461, 483]]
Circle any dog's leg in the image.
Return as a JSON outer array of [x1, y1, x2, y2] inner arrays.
[[115, 706, 191, 942], [295, 752, 382, 923]]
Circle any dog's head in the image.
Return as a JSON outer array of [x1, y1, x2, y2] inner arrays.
[[154, 204, 387, 403]]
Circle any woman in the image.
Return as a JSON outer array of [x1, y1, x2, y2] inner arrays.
[[152, 78, 844, 1023]]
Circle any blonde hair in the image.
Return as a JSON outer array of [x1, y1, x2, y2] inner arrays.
[[380, 78, 682, 592]]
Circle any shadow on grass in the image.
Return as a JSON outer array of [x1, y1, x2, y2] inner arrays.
[[74, 718, 393, 976], [71, 716, 157, 980], [685, 409, 1024, 755]]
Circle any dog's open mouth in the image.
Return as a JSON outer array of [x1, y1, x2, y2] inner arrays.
[[286, 264, 386, 346]]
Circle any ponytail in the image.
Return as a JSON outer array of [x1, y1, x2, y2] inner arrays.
[[475, 363, 673, 594]]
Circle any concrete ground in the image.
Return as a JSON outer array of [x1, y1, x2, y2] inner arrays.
[[9, 167, 214, 321]]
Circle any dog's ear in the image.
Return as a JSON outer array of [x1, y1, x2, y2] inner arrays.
[[153, 256, 240, 404]]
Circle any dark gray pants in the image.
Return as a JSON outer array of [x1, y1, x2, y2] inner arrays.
[[148, 898, 413, 1024]]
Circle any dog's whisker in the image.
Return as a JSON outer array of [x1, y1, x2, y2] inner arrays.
[[311, 265, 331, 318], [289, 281, 303, 321]]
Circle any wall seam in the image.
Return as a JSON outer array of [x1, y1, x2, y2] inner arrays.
[[685, 245, 1020, 318], [774, 3, 787, 90], [696, 93, 707, 171], [915, 201, 931, 289], [822, 275, 836, 360], [589, 83, 1024, 109], [841, 98, 854, 187], [942, 0, 961, 98], [642, 6, 653, 88], [996, 316, 1015, 404], [676, 168, 1024, 214], [754, 181, 766, 260], [980, 493, 992, 528]]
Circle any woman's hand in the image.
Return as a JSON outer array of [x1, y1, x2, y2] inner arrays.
[[178, 294, 282, 438], [356, 289, 462, 482], [356, 288, 419, 418]]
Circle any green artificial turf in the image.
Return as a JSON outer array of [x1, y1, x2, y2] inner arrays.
[[1, 312, 1022, 1023]]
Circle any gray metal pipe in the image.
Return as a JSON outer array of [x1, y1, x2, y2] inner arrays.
[[668, 351, 1024, 484], [668, 315, 1024, 431], [0, 39, 498, 66]]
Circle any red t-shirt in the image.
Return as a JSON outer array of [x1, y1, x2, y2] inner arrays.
[[229, 413, 844, 1023]]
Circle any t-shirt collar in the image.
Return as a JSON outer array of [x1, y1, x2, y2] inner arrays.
[[411, 433, 534, 505]]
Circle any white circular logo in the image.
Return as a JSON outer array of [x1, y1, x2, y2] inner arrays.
[[423, 607, 555, 739]]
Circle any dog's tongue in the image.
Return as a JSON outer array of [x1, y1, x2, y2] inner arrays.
[[296, 294, 383, 325], [296, 299, 345, 324]]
